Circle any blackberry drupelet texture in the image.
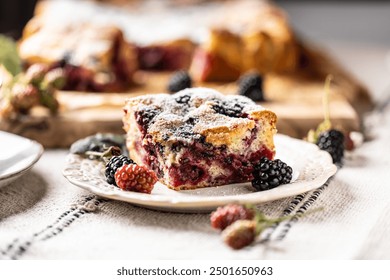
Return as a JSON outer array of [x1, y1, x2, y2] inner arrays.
[[316, 129, 344, 164], [252, 157, 293, 191], [105, 155, 135, 185]]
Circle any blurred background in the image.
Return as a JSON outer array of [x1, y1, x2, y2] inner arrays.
[[1, 0, 389, 98], [1, 0, 389, 46]]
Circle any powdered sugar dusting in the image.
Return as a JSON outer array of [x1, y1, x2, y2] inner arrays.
[[125, 87, 269, 143]]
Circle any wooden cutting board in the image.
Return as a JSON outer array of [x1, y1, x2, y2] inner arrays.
[[0, 47, 371, 148]]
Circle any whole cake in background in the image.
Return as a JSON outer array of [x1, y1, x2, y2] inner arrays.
[[18, 0, 300, 91]]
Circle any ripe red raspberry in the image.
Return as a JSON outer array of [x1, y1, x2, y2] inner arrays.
[[222, 220, 257, 250], [114, 164, 158, 194], [210, 204, 255, 230]]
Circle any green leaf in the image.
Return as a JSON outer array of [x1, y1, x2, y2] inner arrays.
[[0, 34, 22, 76]]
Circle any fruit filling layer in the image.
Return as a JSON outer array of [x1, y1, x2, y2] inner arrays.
[[123, 88, 277, 190], [139, 135, 274, 188]]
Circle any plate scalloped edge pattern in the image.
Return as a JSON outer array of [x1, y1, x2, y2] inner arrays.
[[62, 134, 337, 212]]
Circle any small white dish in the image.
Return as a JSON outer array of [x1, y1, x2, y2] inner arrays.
[[0, 131, 44, 188], [63, 134, 337, 213]]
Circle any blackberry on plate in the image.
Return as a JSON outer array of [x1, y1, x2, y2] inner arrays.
[[238, 73, 265, 102], [105, 155, 135, 186], [252, 157, 293, 191], [316, 129, 344, 164], [167, 70, 192, 93]]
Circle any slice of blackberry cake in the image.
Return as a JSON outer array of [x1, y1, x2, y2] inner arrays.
[[123, 88, 277, 190]]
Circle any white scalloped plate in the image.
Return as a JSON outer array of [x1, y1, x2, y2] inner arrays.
[[62, 134, 337, 213], [0, 131, 44, 189]]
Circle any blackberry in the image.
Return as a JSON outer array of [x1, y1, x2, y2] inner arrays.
[[212, 101, 243, 118], [175, 94, 191, 104], [238, 73, 265, 102], [135, 108, 160, 129], [252, 157, 293, 191], [167, 70, 192, 93], [105, 155, 135, 185], [316, 129, 344, 164]]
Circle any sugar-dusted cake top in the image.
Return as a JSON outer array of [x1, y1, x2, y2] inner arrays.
[[124, 88, 276, 145]]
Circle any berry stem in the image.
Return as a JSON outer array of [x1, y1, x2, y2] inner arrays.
[[305, 75, 334, 143], [253, 207, 324, 235], [323, 74, 333, 126]]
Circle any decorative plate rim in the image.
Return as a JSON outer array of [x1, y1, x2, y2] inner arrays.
[[62, 134, 337, 212]]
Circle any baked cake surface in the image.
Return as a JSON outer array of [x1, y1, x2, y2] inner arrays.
[[19, 20, 137, 92], [123, 88, 277, 190], [20, 0, 299, 84]]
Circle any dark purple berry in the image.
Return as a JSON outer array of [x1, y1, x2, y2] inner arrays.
[[105, 155, 135, 186], [167, 70, 192, 93], [316, 129, 344, 164], [252, 157, 293, 191], [135, 108, 160, 130], [238, 73, 265, 102]]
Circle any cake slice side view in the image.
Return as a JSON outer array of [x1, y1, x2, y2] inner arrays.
[[123, 88, 277, 190]]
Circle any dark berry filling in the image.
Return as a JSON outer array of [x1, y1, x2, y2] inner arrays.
[[175, 94, 191, 104], [165, 142, 274, 188], [212, 101, 244, 118], [135, 108, 161, 135], [132, 93, 274, 188], [134, 129, 274, 187]]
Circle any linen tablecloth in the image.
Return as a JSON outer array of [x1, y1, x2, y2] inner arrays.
[[1, 2, 390, 260]]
